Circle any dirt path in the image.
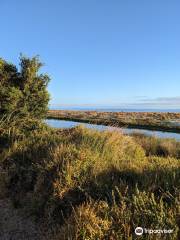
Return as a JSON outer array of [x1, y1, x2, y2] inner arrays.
[[0, 198, 48, 240]]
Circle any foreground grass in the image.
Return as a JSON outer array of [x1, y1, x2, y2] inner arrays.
[[0, 123, 179, 239]]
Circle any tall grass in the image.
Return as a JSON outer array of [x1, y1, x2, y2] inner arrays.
[[0, 125, 179, 239], [131, 132, 180, 158]]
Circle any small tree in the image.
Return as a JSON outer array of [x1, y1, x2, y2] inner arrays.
[[0, 55, 50, 120]]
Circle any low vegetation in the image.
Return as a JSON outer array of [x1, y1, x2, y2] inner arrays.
[[0, 56, 179, 239], [131, 133, 180, 159], [0, 123, 179, 239], [47, 110, 180, 133]]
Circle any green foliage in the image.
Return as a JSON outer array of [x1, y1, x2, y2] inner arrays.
[[0, 126, 179, 239], [0, 55, 179, 239], [0, 55, 50, 120]]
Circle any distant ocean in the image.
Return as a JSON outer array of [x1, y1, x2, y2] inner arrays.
[[49, 106, 180, 113]]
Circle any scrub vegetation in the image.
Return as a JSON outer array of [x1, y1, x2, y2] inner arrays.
[[0, 56, 179, 239], [0, 124, 179, 239], [47, 110, 180, 133]]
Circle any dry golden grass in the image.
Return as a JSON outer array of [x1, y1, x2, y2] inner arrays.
[[0, 125, 179, 239]]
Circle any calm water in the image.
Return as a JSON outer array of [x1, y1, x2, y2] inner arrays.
[[46, 119, 180, 140]]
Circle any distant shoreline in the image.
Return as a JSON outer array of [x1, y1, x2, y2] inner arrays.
[[49, 107, 180, 113], [47, 110, 180, 133]]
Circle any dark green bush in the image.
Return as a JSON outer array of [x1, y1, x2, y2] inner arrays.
[[0, 55, 50, 120]]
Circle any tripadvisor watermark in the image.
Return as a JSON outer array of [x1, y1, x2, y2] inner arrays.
[[135, 227, 173, 236]]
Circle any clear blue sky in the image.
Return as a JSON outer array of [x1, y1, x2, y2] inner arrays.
[[1, 0, 180, 109]]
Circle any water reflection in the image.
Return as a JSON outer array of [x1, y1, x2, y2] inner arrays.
[[45, 119, 180, 141]]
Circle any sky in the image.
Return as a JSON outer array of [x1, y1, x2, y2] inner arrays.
[[1, 0, 180, 109]]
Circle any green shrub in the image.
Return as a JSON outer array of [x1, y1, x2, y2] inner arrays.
[[0, 55, 50, 120]]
